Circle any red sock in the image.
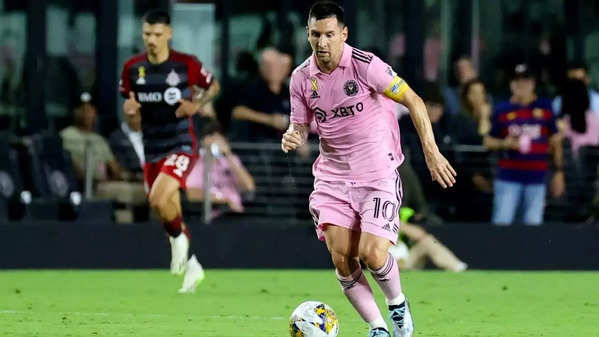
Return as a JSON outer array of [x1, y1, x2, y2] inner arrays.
[[163, 216, 182, 237], [182, 224, 192, 240]]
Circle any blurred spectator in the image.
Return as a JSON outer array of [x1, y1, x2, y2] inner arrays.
[[457, 79, 492, 144], [231, 48, 292, 142], [552, 61, 599, 117], [443, 56, 478, 116], [389, 208, 467, 271], [484, 64, 564, 225], [558, 79, 599, 156], [186, 117, 255, 216], [398, 83, 446, 225], [60, 92, 123, 184], [108, 109, 144, 181], [215, 50, 258, 133]]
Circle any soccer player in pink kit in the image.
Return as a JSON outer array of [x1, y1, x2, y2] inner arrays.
[[281, 2, 456, 337]]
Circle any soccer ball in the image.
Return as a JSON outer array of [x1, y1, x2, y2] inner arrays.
[[289, 301, 339, 337]]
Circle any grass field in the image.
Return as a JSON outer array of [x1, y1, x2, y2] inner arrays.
[[0, 270, 598, 337]]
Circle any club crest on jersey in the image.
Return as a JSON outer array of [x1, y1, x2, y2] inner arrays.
[[344, 80, 359, 96], [166, 69, 181, 86], [533, 108, 545, 119], [136, 66, 146, 85]]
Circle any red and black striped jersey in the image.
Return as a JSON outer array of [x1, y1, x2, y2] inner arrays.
[[119, 50, 213, 163], [489, 98, 557, 184]]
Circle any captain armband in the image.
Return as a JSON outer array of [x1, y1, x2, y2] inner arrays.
[[383, 76, 410, 101]]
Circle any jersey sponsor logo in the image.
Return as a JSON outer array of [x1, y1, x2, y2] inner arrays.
[[314, 102, 363, 123], [331, 102, 363, 119], [136, 66, 146, 85], [314, 107, 327, 123], [166, 69, 181, 86], [507, 124, 542, 138], [164, 87, 182, 105], [138, 91, 162, 102], [343, 80, 359, 96]]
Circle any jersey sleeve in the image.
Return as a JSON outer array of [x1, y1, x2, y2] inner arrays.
[[366, 56, 409, 101], [188, 56, 213, 89], [289, 74, 312, 124], [119, 62, 132, 98]]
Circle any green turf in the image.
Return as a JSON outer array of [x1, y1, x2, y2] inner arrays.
[[0, 270, 598, 337]]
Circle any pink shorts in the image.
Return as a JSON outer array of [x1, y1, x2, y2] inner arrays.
[[308, 169, 403, 244]]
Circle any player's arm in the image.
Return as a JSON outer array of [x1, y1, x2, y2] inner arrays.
[[387, 85, 456, 188], [193, 79, 220, 108], [232, 105, 289, 130], [483, 135, 519, 151], [549, 133, 565, 197], [119, 62, 141, 116]]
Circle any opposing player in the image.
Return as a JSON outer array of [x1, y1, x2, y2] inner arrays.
[[281, 2, 456, 336], [119, 9, 220, 292]]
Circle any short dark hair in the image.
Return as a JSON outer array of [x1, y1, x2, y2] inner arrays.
[[421, 81, 444, 105], [567, 60, 588, 72], [308, 1, 344, 26], [143, 9, 170, 25], [198, 117, 222, 138]]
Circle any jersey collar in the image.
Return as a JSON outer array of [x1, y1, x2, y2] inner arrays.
[[309, 43, 351, 77]]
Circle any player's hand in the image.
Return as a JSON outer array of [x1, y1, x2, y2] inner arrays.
[[175, 99, 200, 118], [503, 136, 520, 151], [213, 134, 231, 156], [124, 92, 141, 116], [424, 148, 457, 189], [281, 129, 303, 153], [271, 113, 290, 131]]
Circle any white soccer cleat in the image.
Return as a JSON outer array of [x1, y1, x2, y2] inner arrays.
[[389, 299, 414, 337], [169, 234, 189, 275], [178, 254, 205, 294]]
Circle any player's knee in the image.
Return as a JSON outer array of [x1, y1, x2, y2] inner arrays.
[[330, 251, 356, 275], [148, 192, 167, 213], [359, 244, 388, 270]]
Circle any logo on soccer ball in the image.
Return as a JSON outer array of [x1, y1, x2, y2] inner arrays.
[[344, 80, 359, 96], [164, 87, 182, 106]]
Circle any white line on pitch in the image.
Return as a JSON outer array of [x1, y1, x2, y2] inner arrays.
[[0, 310, 285, 320]]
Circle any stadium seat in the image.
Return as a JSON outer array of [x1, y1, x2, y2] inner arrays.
[[22, 134, 113, 223]]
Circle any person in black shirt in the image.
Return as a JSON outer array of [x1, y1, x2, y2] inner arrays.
[[231, 48, 292, 142]]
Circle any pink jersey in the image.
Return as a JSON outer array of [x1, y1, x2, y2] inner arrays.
[[290, 43, 404, 182], [186, 151, 245, 212]]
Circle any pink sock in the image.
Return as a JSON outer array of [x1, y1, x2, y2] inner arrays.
[[336, 267, 384, 324], [370, 253, 404, 304]]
